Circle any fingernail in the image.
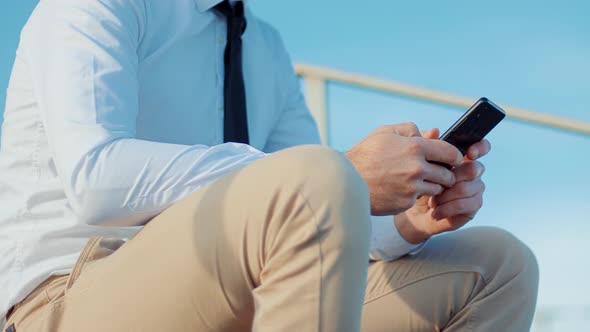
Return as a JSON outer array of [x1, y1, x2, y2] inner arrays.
[[449, 174, 456, 187], [476, 165, 483, 177], [471, 147, 479, 159]]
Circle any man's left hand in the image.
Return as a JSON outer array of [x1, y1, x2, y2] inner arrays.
[[394, 128, 491, 244]]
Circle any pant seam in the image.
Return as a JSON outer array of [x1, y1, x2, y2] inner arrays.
[[463, 266, 523, 331], [296, 190, 324, 332], [465, 275, 490, 331], [363, 269, 486, 305]]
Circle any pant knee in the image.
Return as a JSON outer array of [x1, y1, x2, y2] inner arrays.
[[277, 145, 372, 252], [278, 145, 369, 212], [469, 227, 539, 299]]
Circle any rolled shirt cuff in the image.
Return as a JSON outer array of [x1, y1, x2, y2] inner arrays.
[[368, 215, 428, 261]]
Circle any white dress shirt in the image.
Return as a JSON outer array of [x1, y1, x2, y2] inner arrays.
[[0, 0, 424, 322]]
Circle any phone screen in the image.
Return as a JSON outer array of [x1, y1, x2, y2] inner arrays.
[[440, 97, 506, 155]]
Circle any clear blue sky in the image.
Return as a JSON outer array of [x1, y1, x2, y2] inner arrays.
[[1, 0, 589, 327]]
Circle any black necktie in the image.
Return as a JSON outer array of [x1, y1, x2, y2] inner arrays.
[[214, 0, 249, 144]]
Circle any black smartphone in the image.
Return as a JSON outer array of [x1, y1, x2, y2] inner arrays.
[[432, 97, 506, 168]]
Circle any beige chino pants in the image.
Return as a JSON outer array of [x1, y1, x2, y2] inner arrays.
[[4, 145, 539, 332]]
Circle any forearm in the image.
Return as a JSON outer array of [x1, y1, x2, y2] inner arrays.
[[65, 138, 266, 226]]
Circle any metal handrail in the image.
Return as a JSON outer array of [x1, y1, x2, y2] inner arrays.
[[296, 63, 590, 331], [295, 63, 590, 143]]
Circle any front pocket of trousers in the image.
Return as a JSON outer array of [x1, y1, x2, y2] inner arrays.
[[61, 237, 122, 299], [43, 276, 69, 305]]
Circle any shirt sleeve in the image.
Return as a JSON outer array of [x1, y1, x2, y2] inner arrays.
[[368, 215, 428, 261], [21, 0, 266, 226], [262, 28, 321, 152]]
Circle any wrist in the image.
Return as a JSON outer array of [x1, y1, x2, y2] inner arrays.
[[394, 213, 430, 244]]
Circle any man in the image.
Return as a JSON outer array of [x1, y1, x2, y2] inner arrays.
[[0, 0, 538, 331]]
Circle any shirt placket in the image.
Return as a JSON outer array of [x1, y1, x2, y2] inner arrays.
[[215, 16, 227, 144]]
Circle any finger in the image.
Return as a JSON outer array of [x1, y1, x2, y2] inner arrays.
[[417, 181, 444, 197], [466, 139, 491, 160], [420, 128, 440, 139], [453, 160, 485, 182], [422, 162, 456, 188], [432, 179, 485, 206], [428, 196, 436, 209], [431, 193, 483, 220], [422, 139, 463, 168]]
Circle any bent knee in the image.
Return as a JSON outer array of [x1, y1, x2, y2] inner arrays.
[[276, 145, 369, 205], [276, 145, 371, 246], [466, 227, 539, 293]]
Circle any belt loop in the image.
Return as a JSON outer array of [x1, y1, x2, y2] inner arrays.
[[66, 237, 101, 290]]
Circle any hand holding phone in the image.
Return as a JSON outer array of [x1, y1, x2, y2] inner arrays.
[[431, 97, 505, 169]]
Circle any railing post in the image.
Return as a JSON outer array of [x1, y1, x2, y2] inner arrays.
[[303, 76, 329, 145]]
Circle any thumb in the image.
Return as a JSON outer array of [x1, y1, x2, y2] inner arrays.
[[420, 128, 440, 139]]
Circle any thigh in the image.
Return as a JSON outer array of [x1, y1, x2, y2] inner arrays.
[[361, 226, 527, 332], [55, 163, 276, 332], [53, 145, 367, 332], [56, 191, 256, 331]]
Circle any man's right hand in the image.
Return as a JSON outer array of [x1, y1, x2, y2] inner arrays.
[[345, 123, 463, 216]]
